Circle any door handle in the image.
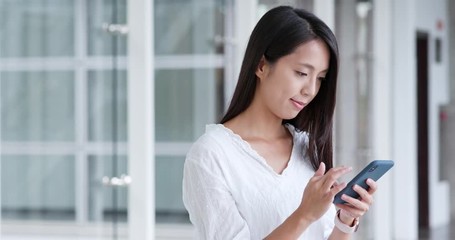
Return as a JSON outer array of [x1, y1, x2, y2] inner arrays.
[[210, 35, 237, 46], [102, 174, 132, 187], [102, 23, 129, 35]]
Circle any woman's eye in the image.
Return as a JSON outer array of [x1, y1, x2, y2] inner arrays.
[[296, 71, 307, 77], [318, 77, 326, 81]]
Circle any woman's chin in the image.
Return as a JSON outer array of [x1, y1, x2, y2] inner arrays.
[[279, 111, 300, 120]]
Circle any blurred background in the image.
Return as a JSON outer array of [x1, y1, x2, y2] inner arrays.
[[0, 0, 453, 239]]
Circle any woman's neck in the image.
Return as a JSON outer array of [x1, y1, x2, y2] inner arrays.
[[224, 100, 287, 140]]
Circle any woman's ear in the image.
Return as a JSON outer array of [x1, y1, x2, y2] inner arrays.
[[255, 56, 268, 81]]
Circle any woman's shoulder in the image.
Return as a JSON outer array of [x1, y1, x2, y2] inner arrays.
[[186, 124, 231, 162], [191, 124, 228, 146]]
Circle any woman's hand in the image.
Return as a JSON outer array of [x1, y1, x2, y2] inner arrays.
[[297, 162, 352, 223], [335, 178, 378, 224], [265, 163, 353, 240]]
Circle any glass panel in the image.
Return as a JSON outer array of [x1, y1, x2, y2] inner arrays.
[[1, 155, 75, 221], [1, 71, 75, 141], [155, 68, 224, 141], [257, 0, 301, 17], [0, 0, 74, 58], [155, 156, 189, 224], [1, 0, 130, 238], [87, 0, 127, 56], [258, 0, 299, 8], [88, 70, 127, 142], [155, 0, 226, 55], [88, 155, 127, 222]]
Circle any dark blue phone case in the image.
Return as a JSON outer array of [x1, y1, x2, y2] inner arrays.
[[333, 160, 394, 204]]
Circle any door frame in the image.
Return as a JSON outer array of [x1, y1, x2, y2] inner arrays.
[[416, 31, 430, 231], [127, 0, 154, 239], [126, 0, 261, 239]]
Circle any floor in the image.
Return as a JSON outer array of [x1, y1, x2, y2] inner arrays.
[[0, 222, 193, 240], [1, 220, 454, 240], [419, 219, 455, 240]]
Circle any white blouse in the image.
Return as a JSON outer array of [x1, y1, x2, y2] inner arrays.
[[182, 124, 336, 240]]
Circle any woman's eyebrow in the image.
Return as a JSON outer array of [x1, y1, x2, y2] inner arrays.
[[297, 62, 314, 69], [298, 62, 328, 73]]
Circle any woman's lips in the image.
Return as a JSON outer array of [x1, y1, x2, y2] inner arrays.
[[290, 99, 306, 110]]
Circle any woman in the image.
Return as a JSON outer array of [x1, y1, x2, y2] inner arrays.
[[182, 6, 376, 239]]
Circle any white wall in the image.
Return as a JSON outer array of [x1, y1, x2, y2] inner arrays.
[[372, 0, 393, 238], [443, 0, 455, 220], [390, 0, 419, 238], [416, 0, 451, 228], [386, 0, 450, 236], [451, 1, 455, 103], [313, 0, 334, 30], [334, 0, 358, 170], [335, 0, 450, 238]]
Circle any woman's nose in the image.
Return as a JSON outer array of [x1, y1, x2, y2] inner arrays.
[[301, 77, 319, 97]]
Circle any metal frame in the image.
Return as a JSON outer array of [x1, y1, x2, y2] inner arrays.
[[127, 0, 154, 238], [0, 0, 3, 228], [74, 0, 89, 223]]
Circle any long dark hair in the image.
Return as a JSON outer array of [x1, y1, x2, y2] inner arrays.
[[220, 6, 339, 172]]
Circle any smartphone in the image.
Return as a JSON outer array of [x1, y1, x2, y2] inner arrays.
[[333, 160, 394, 204]]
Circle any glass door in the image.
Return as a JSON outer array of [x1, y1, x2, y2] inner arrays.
[[87, 0, 129, 239], [153, 0, 234, 237], [0, 0, 128, 239]]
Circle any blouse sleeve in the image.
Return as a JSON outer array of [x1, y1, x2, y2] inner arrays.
[[323, 204, 337, 239], [182, 152, 251, 240]]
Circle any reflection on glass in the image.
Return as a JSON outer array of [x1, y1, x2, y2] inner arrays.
[[88, 155, 127, 222], [155, 68, 224, 142], [0, 0, 130, 237], [0, 0, 74, 58], [155, 69, 194, 141], [1, 71, 75, 141], [1, 155, 75, 221], [87, 0, 127, 56], [155, 0, 225, 55], [156, 156, 189, 224], [88, 70, 127, 142]]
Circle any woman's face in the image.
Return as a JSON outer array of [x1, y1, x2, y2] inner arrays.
[[255, 39, 330, 120]]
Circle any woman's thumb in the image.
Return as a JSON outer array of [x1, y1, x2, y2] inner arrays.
[[314, 162, 325, 176]]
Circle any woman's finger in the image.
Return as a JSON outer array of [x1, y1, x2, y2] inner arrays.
[[329, 182, 347, 196], [336, 204, 365, 218], [340, 194, 370, 213], [353, 184, 374, 205], [322, 166, 352, 190], [366, 178, 378, 194]]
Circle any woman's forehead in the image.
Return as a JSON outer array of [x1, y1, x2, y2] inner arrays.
[[281, 40, 330, 70]]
